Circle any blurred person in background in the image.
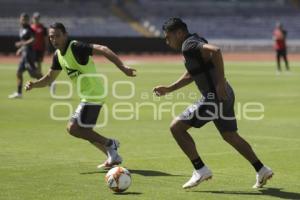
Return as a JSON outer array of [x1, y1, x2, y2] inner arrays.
[[8, 13, 42, 99], [31, 12, 48, 74], [273, 22, 289, 74]]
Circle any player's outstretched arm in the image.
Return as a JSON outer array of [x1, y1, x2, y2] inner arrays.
[[201, 44, 227, 100], [15, 37, 35, 48], [25, 69, 60, 91], [153, 71, 193, 96], [16, 47, 23, 56], [92, 44, 136, 77]]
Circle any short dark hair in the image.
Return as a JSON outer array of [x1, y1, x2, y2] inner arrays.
[[20, 12, 29, 20], [49, 22, 67, 34], [162, 17, 188, 32]]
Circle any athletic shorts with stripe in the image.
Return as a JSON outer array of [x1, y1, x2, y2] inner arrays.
[[178, 85, 237, 133], [70, 102, 102, 128]]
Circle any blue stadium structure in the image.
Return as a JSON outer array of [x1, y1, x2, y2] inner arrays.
[[0, 0, 299, 52]]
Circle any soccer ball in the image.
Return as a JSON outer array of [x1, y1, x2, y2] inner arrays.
[[105, 166, 131, 193]]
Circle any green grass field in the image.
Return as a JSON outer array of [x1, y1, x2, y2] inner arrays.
[[1, 57, 300, 200]]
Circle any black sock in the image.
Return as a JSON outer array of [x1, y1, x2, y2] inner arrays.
[[17, 84, 22, 94], [252, 160, 264, 172], [191, 157, 205, 170], [105, 139, 113, 147]]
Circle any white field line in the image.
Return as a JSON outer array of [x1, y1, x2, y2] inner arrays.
[[1, 147, 299, 169], [246, 135, 300, 142], [0, 66, 16, 70], [123, 146, 300, 161]]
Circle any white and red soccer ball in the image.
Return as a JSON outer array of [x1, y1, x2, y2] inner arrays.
[[105, 166, 131, 193]]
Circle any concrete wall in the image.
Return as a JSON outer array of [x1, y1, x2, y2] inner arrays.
[[1, 36, 300, 54]]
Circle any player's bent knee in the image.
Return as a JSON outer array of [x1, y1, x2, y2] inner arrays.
[[32, 72, 42, 79], [66, 122, 81, 137], [221, 131, 239, 143], [16, 72, 22, 78], [170, 119, 179, 133], [170, 119, 189, 134]]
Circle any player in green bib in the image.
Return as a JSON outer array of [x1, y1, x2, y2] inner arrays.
[[25, 22, 136, 169]]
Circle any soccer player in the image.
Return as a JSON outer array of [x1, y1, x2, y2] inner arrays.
[[9, 13, 42, 99], [25, 22, 136, 168], [31, 12, 48, 74], [153, 18, 273, 189], [273, 22, 289, 73]]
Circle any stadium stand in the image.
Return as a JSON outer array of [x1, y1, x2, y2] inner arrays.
[[1, 0, 300, 38], [0, 0, 141, 36], [122, 0, 300, 39], [0, 0, 299, 52]]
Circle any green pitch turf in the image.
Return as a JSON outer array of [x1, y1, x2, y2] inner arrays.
[[0, 58, 300, 200]]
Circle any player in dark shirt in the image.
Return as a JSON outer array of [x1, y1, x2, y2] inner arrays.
[[153, 18, 273, 189], [8, 13, 42, 99]]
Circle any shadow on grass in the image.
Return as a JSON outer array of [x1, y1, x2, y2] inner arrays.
[[194, 187, 300, 200], [80, 169, 182, 177], [113, 192, 142, 195], [129, 169, 183, 177]]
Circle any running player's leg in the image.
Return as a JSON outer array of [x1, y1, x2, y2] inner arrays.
[[66, 103, 122, 168], [220, 131, 273, 188], [26, 51, 43, 79], [34, 50, 44, 74], [90, 141, 107, 155], [17, 67, 23, 96], [214, 85, 273, 188], [9, 56, 26, 98], [276, 50, 281, 72], [282, 49, 290, 71], [174, 98, 214, 189], [215, 93, 260, 165], [170, 119, 196, 160], [221, 131, 261, 166], [67, 121, 109, 145], [67, 123, 122, 168]]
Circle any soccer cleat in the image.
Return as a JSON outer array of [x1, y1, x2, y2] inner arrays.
[[182, 166, 212, 189], [8, 92, 22, 99], [253, 166, 273, 188], [107, 139, 120, 152], [97, 139, 123, 169], [97, 154, 123, 170]]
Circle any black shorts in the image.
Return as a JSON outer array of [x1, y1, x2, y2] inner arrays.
[[17, 50, 38, 76], [34, 50, 45, 62], [276, 49, 287, 57], [70, 102, 102, 128], [178, 86, 237, 133]]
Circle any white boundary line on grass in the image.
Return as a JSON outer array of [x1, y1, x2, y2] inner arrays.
[[1, 147, 299, 169], [247, 135, 300, 142], [128, 147, 300, 161]]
